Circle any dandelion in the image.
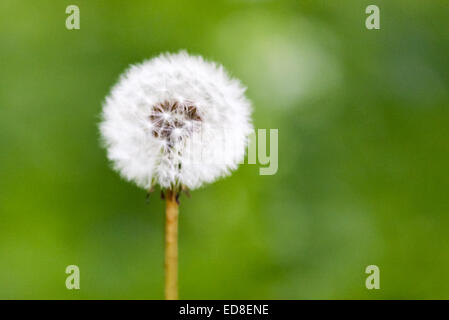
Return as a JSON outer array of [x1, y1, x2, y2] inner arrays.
[[99, 51, 253, 299]]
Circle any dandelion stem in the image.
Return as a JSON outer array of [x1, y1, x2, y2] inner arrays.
[[164, 189, 179, 300]]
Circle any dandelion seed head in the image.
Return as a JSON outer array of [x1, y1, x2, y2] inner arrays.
[[99, 51, 253, 190]]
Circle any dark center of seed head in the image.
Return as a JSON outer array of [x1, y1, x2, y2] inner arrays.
[[149, 100, 201, 142]]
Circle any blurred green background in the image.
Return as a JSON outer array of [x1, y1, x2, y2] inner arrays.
[[0, 0, 448, 299]]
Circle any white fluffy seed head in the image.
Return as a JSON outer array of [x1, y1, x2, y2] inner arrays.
[[99, 51, 253, 190]]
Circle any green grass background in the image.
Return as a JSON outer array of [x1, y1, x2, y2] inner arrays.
[[0, 0, 448, 299]]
